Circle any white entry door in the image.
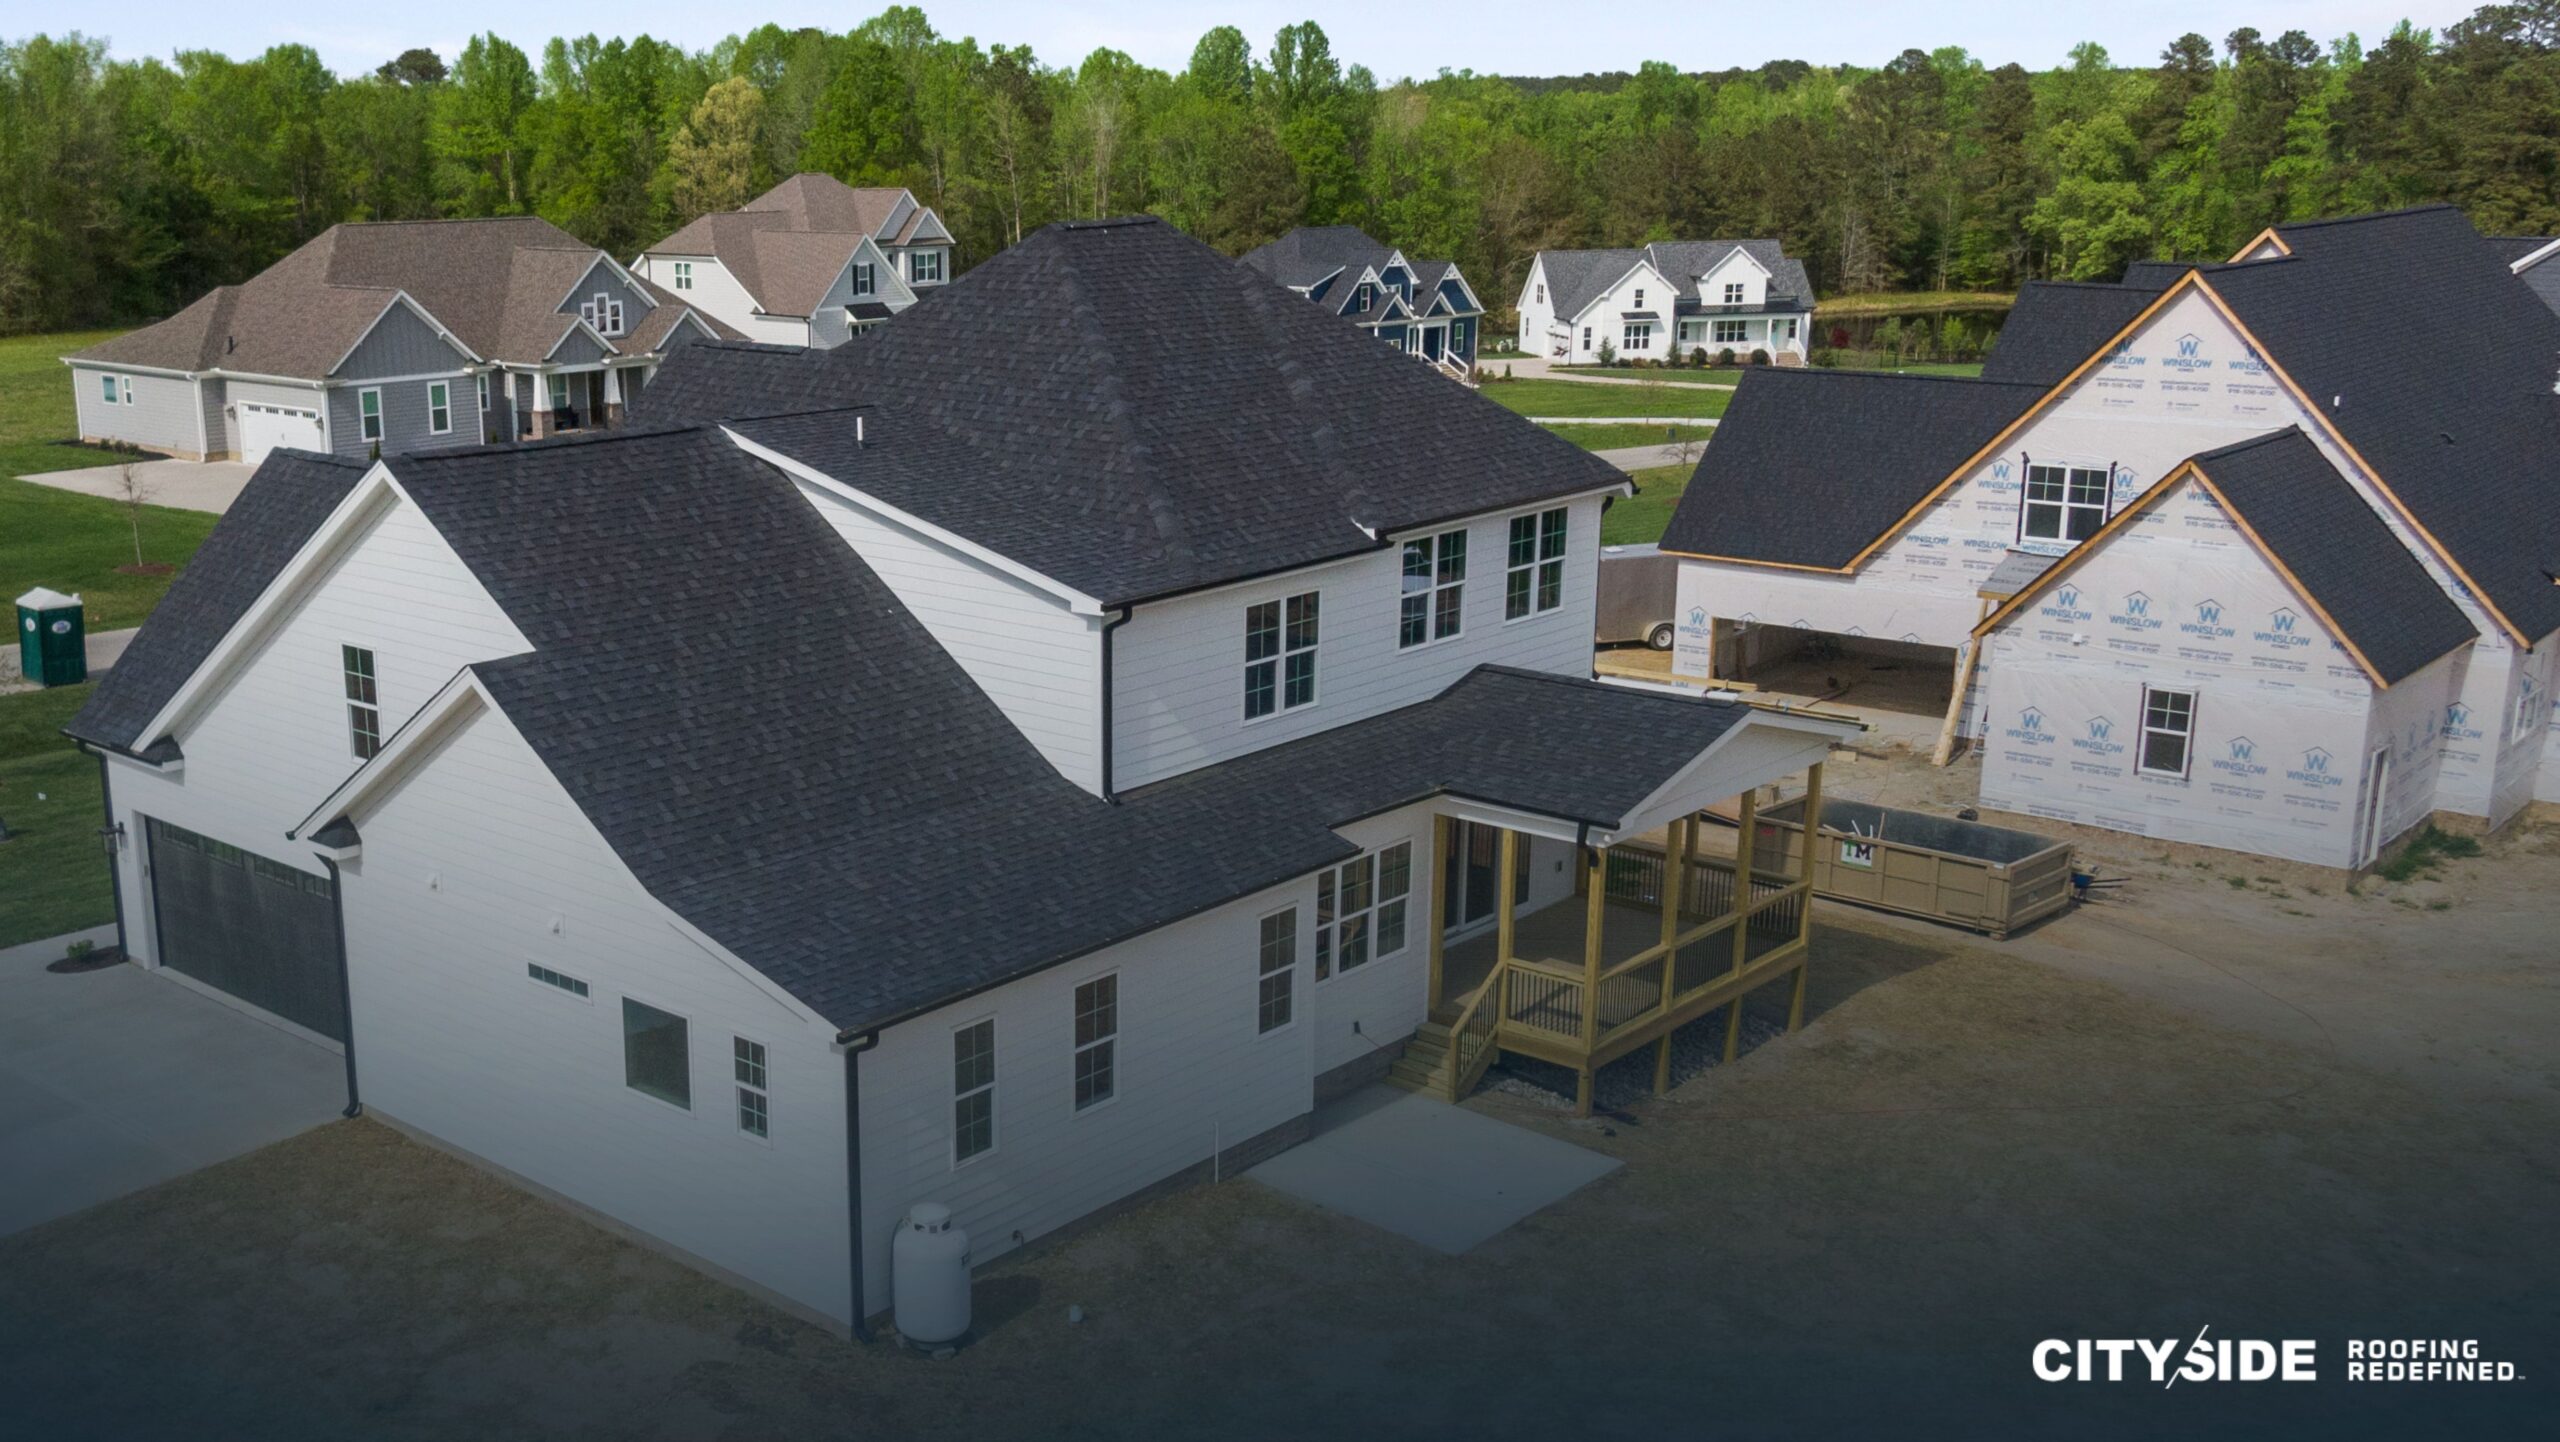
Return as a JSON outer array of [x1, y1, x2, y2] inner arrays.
[[238, 402, 323, 464]]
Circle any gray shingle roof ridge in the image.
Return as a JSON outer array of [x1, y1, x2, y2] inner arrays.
[[1059, 230, 1192, 570], [2188, 426, 2308, 463], [2273, 203, 2461, 234]]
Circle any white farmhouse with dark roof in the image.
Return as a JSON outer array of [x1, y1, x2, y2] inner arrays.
[[1239, 225, 1484, 379], [1660, 206, 2560, 868], [64, 217, 732, 462], [631, 174, 953, 349], [1516, 240, 1814, 365], [65, 216, 1857, 1337]]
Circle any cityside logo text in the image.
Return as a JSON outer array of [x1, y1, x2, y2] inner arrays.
[[2034, 1334, 2316, 1384]]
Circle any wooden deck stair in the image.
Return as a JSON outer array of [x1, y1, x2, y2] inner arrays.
[[1383, 1010, 1464, 1095]]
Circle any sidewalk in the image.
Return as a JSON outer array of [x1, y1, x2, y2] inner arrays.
[[1590, 443, 1699, 472]]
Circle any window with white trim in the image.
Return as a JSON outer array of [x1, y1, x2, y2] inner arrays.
[[1712, 319, 1747, 346], [1622, 321, 1653, 351], [1534, 283, 1545, 304], [672, 260, 693, 290], [121, 376, 135, 404], [526, 962, 589, 997], [342, 645, 380, 759], [1072, 975, 1117, 1110], [1633, 288, 1645, 308], [1244, 592, 1318, 719], [1723, 281, 1745, 304], [477, 373, 490, 411], [358, 387, 383, 442], [1780, 317, 1799, 340], [1582, 326, 1593, 350], [100, 375, 118, 404], [2023, 463, 2109, 544], [952, 1019, 995, 1163], [911, 250, 943, 283], [734, 1036, 770, 1137], [426, 381, 452, 435], [1257, 909, 1296, 1034], [548, 373, 570, 412], [2138, 686, 2196, 778], [1506, 508, 1568, 620], [1315, 840, 1411, 980], [1399, 530, 1466, 648], [852, 261, 874, 296], [622, 998, 692, 1109]]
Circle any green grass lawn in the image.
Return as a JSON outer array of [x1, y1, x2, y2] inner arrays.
[[1832, 358, 1985, 378], [0, 682, 110, 949], [1548, 366, 1744, 386], [1545, 423, 1714, 453], [1483, 379, 1733, 420], [1603, 465, 1692, 547], [0, 329, 219, 630]]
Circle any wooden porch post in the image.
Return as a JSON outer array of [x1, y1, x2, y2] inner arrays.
[[1653, 815, 1688, 1095], [1427, 816, 1451, 1012], [1789, 761, 1825, 1033], [1724, 788, 1758, 1064], [1577, 843, 1606, 1117], [1495, 828, 1519, 967]]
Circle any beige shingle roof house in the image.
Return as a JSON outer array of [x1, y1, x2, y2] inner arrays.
[[632, 174, 955, 349]]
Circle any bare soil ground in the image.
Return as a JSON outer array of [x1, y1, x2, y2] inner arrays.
[[6, 749, 2555, 1440]]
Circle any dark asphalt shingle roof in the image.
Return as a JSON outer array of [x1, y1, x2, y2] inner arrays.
[[2486, 235, 2553, 266], [645, 216, 1627, 607], [1979, 279, 2165, 385], [1238, 225, 1393, 291], [2210, 205, 2560, 640], [1656, 369, 2044, 567], [67, 450, 369, 752], [2180, 429, 2478, 684], [1536, 240, 1814, 321]]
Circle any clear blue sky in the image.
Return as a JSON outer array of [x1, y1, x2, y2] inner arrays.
[[69, 2, 2487, 80]]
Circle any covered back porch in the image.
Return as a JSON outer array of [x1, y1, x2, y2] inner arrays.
[[1402, 761, 1830, 1116]]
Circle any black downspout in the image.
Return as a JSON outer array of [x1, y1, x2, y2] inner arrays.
[[317, 857, 362, 1118], [1099, 606, 1133, 802], [841, 1031, 879, 1341], [89, 747, 130, 963]]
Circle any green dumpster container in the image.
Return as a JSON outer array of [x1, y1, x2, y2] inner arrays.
[[16, 587, 86, 687]]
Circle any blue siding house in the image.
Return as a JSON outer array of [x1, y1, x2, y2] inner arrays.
[[1240, 227, 1484, 380]]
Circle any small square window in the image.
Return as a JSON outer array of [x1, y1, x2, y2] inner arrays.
[[622, 998, 692, 1109]]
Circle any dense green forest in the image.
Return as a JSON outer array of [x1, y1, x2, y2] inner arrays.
[[3, 5, 2556, 335]]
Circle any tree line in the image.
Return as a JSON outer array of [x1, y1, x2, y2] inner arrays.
[[3, 5, 2556, 336]]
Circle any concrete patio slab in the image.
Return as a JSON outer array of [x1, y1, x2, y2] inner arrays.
[[17, 458, 257, 515], [0, 930, 345, 1237], [1248, 1085, 1619, 1254]]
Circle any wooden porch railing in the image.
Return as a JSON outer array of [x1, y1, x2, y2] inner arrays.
[[1441, 973, 1502, 1102]]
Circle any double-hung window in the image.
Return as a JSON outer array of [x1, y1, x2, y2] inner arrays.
[[477, 373, 490, 411], [1314, 841, 1412, 981], [1244, 592, 1318, 719], [2138, 686, 2196, 778], [622, 998, 691, 1109], [1072, 975, 1117, 1111], [1534, 283, 1545, 304], [911, 250, 943, 283], [852, 261, 874, 297], [426, 381, 452, 436], [1256, 909, 1296, 1034], [101, 375, 119, 404], [1506, 508, 1568, 620], [358, 388, 383, 443], [1399, 530, 1466, 647], [734, 1037, 770, 1137], [1622, 322, 1652, 351], [952, 1019, 995, 1163], [1723, 281, 1746, 304], [2022, 463, 2110, 544], [1712, 319, 1747, 346], [548, 374, 570, 413], [342, 645, 381, 759], [1633, 288, 1645, 308], [671, 260, 693, 290], [1582, 327, 1593, 351], [580, 293, 625, 336]]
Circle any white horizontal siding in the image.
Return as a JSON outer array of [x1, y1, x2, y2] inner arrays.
[[342, 702, 851, 1324], [1111, 494, 1606, 791], [112, 495, 531, 968], [790, 480, 1104, 791], [632, 254, 810, 349]]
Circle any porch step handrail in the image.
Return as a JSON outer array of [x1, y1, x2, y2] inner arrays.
[[1442, 972, 1502, 1101]]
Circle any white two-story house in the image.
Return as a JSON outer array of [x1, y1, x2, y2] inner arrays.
[[66, 216, 1855, 1340], [1516, 240, 1814, 366], [632, 174, 952, 349], [1661, 207, 2560, 868]]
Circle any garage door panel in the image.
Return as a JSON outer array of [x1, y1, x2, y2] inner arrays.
[[239, 403, 323, 464], [146, 819, 344, 1041]]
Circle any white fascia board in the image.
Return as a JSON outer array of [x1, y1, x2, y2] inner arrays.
[[2511, 236, 2560, 273], [550, 250, 649, 312], [541, 313, 624, 361], [63, 358, 203, 380], [1564, 259, 1672, 326], [1514, 254, 1548, 311], [1439, 270, 1487, 315], [134, 463, 410, 748], [327, 290, 484, 375], [1428, 795, 1587, 846], [323, 367, 476, 388], [1381, 480, 1635, 546], [721, 427, 1108, 617], [1596, 711, 1859, 846], [1700, 245, 1773, 283]]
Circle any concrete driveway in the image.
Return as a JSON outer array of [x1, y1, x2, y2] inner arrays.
[[0, 928, 345, 1237], [17, 458, 257, 514]]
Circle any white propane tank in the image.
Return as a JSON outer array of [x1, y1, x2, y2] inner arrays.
[[892, 1202, 972, 1346]]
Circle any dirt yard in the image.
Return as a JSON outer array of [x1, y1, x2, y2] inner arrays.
[[6, 752, 2556, 1439]]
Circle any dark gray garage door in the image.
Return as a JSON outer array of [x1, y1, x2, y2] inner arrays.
[[146, 818, 345, 1041]]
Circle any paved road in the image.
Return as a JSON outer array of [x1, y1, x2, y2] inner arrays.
[[18, 458, 255, 515], [0, 929, 345, 1237]]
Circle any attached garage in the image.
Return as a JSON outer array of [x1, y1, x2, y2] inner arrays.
[[239, 402, 325, 464], [145, 819, 345, 1041]]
